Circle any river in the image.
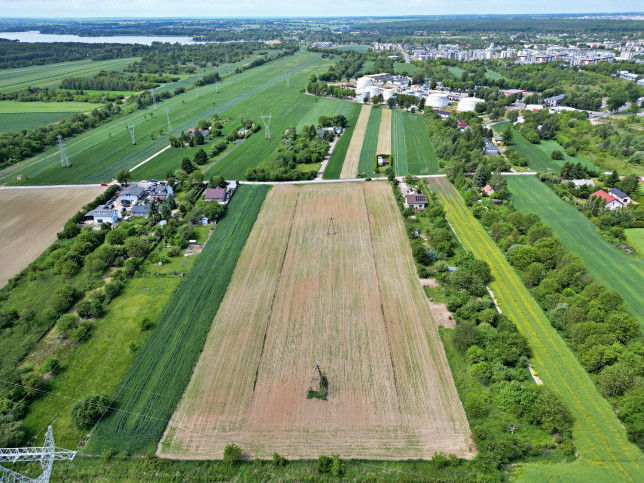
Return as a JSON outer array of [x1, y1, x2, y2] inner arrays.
[[0, 31, 208, 45]]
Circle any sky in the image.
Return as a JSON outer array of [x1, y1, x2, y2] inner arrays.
[[0, 1, 641, 19]]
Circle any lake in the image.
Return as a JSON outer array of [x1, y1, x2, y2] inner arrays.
[[0, 31, 206, 45]]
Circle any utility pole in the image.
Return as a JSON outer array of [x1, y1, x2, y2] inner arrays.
[[56, 135, 70, 168], [127, 125, 136, 145], [260, 113, 272, 140], [327, 217, 336, 235], [166, 106, 172, 134], [0, 426, 76, 483]]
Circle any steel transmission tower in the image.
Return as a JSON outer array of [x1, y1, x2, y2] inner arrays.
[[285, 73, 291, 88], [166, 106, 172, 133], [195, 84, 199, 98], [150, 89, 157, 110], [56, 135, 70, 168], [260, 114, 273, 140], [0, 426, 76, 483], [127, 125, 136, 145]]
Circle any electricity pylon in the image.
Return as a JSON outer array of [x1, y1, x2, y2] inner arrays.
[[127, 125, 136, 145], [0, 426, 76, 483], [285, 73, 291, 88], [260, 114, 272, 140], [56, 135, 70, 168], [166, 106, 172, 133], [150, 89, 157, 110]]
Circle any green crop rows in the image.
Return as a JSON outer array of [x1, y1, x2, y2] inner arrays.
[[428, 176, 644, 482], [295, 96, 356, 130], [494, 122, 597, 172], [85, 185, 269, 454], [391, 110, 438, 176], [0, 112, 77, 134], [0, 58, 138, 93], [323, 102, 362, 179], [356, 107, 382, 175], [506, 175, 644, 329]]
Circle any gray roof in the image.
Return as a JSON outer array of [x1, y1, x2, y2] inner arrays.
[[545, 94, 565, 102], [120, 186, 145, 198], [131, 204, 150, 216], [609, 187, 629, 199], [86, 204, 117, 218]]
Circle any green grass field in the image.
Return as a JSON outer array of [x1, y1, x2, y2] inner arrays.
[[85, 185, 269, 454], [626, 228, 644, 256], [484, 69, 502, 80], [323, 102, 362, 179], [0, 52, 332, 185], [336, 45, 371, 53], [494, 122, 598, 172], [0, 101, 104, 113], [361, 60, 375, 72], [447, 66, 464, 78], [395, 62, 418, 74], [506, 175, 644, 329], [427, 176, 644, 482], [0, 112, 78, 133], [356, 107, 382, 175], [295, 96, 356, 130], [391, 110, 438, 175], [0, 58, 138, 93]]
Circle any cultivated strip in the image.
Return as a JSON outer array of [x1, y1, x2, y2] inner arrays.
[[339, 104, 372, 179], [376, 108, 392, 155]]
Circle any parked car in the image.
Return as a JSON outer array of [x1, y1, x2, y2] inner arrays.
[[100, 182, 108, 186]]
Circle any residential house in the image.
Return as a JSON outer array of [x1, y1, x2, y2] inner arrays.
[[591, 190, 624, 210], [404, 193, 427, 211], [483, 137, 499, 156], [434, 109, 450, 119], [149, 184, 174, 201], [482, 185, 495, 196], [226, 181, 238, 194], [457, 120, 468, 130], [608, 188, 633, 206], [131, 204, 150, 218], [544, 94, 565, 106], [561, 179, 595, 188], [118, 185, 146, 203], [204, 187, 228, 204], [86, 205, 119, 224]]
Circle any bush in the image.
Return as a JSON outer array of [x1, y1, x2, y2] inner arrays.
[[223, 443, 242, 464], [103, 281, 123, 303], [137, 317, 155, 331], [56, 314, 80, 339], [272, 452, 287, 466], [70, 393, 110, 429], [41, 357, 59, 373], [49, 286, 79, 314], [76, 299, 104, 319], [550, 150, 564, 160], [565, 147, 577, 157], [432, 451, 449, 468]]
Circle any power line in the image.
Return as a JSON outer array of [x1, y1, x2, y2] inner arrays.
[[126, 125, 136, 145], [260, 113, 272, 140], [56, 135, 70, 168], [150, 89, 157, 110]]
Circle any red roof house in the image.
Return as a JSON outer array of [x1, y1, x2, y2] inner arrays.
[[204, 187, 228, 204], [457, 120, 468, 129], [591, 190, 624, 210], [482, 185, 494, 196]]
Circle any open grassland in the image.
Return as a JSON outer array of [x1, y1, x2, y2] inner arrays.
[[0, 186, 104, 288], [484, 69, 502, 80], [427, 176, 644, 482], [506, 175, 644, 330], [0, 52, 328, 185], [376, 108, 392, 155], [85, 185, 269, 455], [339, 104, 371, 179], [336, 45, 371, 53], [295, 96, 356, 130], [395, 62, 418, 74], [447, 66, 464, 78], [161, 182, 471, 460], [356, 107, 382, 176], [494, 122, 597, 172], [323, 102, 362, 179], [0, 58, 138, 93], [391, 110, 439, 176], [0, 101, 104, 113], [626, 228, 644, 256], [0, 112, 78, 134]]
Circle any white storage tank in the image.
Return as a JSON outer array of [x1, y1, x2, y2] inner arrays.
[[457, 97, 484, 112], [367, 86, 380, 99], [356, 76, 372, 94], [383, 89, 394, 101], [427, 93, 449, 107]]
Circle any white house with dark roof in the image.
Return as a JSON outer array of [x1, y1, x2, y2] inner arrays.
[[404, 193, 427, 211], [608, 188, 633, 206], [86, 205, 119, 224], [149, 184, 174, 201], [131, 204, 150, 218]]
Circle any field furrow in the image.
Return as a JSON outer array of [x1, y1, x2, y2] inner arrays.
[[339, 104, 371, 179]]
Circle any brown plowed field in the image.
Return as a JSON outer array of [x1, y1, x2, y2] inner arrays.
[[160, 182, 471, 460], [339, 104, 371, 179], [376, 108, 392, 155], [0, 186, 104, 288]]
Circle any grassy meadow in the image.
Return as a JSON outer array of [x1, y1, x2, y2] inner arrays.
[[391, 110, 439, 175], [323, 102, 362, 179], [427, 176, 644, 482], [506, 175, 644, 329], [356, 106, 382, 175]]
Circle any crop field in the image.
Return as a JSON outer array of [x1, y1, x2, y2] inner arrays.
[[356, 107, 382, 175], [506, 175, 644, 329], [336, 45, 371, 53], [0, 101, 104, 113], [339, 104, 371, 179], [0, 186, 104, 288], [161, 182, 471, 460], [0, 58, 138, 93], [426, 176, 644, 482], [392, 110, 439, 175], [323, 103, 362, 179], [0, 112, 79, 133], [493, 122, 598, 172], [376, 108, 392, 155], [85, 185, 269, 454], [0, 52, 330, 185], [626, 228, 644, 255], [295, 96, 356, 130]]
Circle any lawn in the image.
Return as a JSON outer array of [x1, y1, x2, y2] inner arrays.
[[395, 62, 418, 74], [494, 122, 599, 172], [484, 69, 502, 80], [391, 110, 439, 175], [86, 185, 270, 454], [356, 107, 382, 175], [448, 66, 464, 78], [427, 176, 644, 482], [626, 228, 644, 256], [0, 52, 331, 185], [506, 175, 644, 329], [323, 102, 362, 179], [0, 58, 138, 93]]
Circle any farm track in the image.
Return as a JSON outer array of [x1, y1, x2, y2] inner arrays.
[[426, 177, 644, 481], [323, 103, 362, 180], [506, 175, 644, 330], [339, 105, 371, 179], [376, 108, 392, 155], [161, 182, 471, 460]]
